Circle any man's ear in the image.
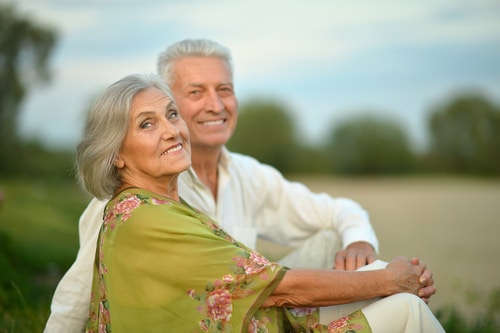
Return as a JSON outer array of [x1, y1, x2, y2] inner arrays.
[[115, 155, 125, 169]]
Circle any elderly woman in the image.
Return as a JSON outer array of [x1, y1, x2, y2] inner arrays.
[[78, 73, 444, 333]]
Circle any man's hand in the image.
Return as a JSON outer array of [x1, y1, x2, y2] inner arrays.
[[334, 241, 376, 271], [411, 257, 436, 304]]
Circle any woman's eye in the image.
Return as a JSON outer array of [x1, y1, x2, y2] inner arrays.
[[168, 110, 179, 120], [140, 120, 153, 129]]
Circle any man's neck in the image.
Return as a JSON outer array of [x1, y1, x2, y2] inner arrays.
[[191, 146, 222, 200]]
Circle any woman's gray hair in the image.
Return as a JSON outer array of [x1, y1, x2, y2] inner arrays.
[[76, 73, 174, 200], [157, 38, 233, 87]]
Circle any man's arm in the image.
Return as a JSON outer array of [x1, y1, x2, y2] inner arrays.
[[44, 198, 106, 333], [233, 155, 379, 253]]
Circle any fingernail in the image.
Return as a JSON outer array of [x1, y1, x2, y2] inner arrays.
[[419, 277, 426, 284]]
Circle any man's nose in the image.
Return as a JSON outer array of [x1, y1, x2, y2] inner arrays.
[[205, 90, 224, 112]]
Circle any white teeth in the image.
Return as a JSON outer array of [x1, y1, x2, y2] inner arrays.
[[164, 144, 182, 154], [203, 119, 224, 126]]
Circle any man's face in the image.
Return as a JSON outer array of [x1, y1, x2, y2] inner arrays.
[[169, 56, 238, 151]]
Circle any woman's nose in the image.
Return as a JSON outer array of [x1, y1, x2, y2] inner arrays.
[[160, 120, 179, 140]]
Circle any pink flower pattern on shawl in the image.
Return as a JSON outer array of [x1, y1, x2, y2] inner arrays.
[[103, 194, 142, 229], [186, 218, 280, 332], [188, 255, 270, 332], [206, 288, 233, 322]]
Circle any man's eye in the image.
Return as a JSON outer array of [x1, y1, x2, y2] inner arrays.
[[219, 87, 233, 95]]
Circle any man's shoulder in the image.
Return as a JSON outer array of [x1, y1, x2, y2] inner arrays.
[[226, 150, 267, 169], [82, 197, 108, 216]]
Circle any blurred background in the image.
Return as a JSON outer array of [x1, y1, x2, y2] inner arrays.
[[0, 1, 499, 332]]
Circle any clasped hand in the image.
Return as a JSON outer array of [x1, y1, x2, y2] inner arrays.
[[334, 242, 436, 303]]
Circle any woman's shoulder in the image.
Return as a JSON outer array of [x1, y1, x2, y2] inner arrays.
[[104, 188, 195, 226], [108, 188, 181, 206]]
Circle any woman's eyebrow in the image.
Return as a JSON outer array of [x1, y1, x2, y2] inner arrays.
[[166, 100, 176, 110]]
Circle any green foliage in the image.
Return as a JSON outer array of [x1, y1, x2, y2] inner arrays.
[[0, 3, 58, 170], [0, 233, 51, 333], [0, 178, 87, 332], [325, 115, 415, 174], [436, 288, 500, 333], [427, 94, 500, 175], [0, 141, 76, 180], [227, 99, 329, 174], [226, 95, 500, 176]]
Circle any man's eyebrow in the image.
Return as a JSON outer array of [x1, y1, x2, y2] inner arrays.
[[186, 82, 233, 87], [186, 82, 203, 88]]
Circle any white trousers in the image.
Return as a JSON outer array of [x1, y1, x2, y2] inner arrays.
[[270, 232, 444, 333], [362, 293, 445, 333]]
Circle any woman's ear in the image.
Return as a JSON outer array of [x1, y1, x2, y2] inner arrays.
[[115, 155, 125, 169]]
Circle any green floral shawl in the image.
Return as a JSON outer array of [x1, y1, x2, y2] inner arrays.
[[85, 188, 370, 333]]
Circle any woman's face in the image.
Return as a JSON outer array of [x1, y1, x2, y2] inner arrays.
[[115, 87, 191, 191]]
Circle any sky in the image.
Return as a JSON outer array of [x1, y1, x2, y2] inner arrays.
[[7, 0, 500, 151]]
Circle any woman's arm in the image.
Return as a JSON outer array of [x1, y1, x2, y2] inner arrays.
[[264, 256, 425, 308]]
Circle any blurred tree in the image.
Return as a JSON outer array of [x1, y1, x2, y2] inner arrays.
[[0, 4, 57, 174], [326, 114, 415, 174], [428, 94, 500, 175], [227, 99, 327, 174]]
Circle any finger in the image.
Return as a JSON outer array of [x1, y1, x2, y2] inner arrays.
[[345, 253, 357, 271], [334, 255, 346, 271], [355, 255, 367, 270], [366, 254, 376, 265], [418, 285, 437, 299], [419, 269, 433, 285]]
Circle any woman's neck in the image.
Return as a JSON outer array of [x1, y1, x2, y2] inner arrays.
[[115, 177, 180, 202]]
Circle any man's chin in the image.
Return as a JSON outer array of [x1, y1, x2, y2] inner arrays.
[[191, 139, 228, 152], [193, 133, 232, 148]]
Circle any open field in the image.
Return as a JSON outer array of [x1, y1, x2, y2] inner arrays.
[[288, 175, 500, 320]]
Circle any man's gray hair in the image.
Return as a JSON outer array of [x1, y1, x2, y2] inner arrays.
[[157, 38, 233, 86]]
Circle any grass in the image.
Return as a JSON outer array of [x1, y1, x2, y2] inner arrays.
[[0, 177, 88, 332], [435, 287, 500, 332], [0, 176, 499, 332]]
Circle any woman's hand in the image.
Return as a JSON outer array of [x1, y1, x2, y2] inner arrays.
[[411, 257, 436, 304], [386, 256, 426, 295]]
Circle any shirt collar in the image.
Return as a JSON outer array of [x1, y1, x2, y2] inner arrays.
[[219, 146, 232, 170], [181, 146, 232, 186]]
